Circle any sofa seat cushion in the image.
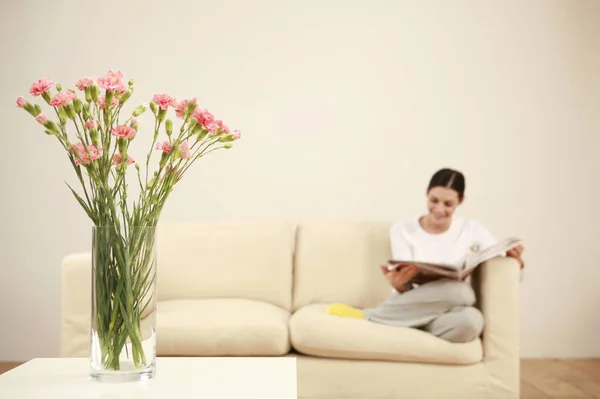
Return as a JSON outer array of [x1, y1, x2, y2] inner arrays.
[[157, 298, 291, 356], [289, 304, 483, 365]]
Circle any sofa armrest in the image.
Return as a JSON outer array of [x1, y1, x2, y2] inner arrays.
[[471, 256, 520, 395], [60, 252, 91, 357]]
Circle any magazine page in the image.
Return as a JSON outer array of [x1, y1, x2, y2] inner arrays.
[[387, 237, 522, 281], [465, 237, 522, 270]]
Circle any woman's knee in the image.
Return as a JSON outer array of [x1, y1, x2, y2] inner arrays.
[[454, 283, 476, 307], [443, 307, 484, 343]]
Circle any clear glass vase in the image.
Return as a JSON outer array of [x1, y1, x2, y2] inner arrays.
[[90, 225, 158, 382]]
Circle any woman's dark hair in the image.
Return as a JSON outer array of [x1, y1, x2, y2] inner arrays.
[[427, 168, 465, 200]]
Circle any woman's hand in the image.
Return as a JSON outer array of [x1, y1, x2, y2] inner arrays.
[[380, 264, 419, 292], [507, 244, 525, 268]]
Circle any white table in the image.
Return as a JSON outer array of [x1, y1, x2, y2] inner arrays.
[[0, 357, 298, 398]]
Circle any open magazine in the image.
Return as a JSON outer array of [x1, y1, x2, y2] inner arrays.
[[387, 237, 523, 280]]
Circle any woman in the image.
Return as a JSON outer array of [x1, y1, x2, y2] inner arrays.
[[326, 168, 524, 343]]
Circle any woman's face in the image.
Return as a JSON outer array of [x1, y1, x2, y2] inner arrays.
[[426, 186, 462, 224]]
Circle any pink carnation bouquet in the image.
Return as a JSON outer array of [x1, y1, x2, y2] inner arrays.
[[16, 70, 241, 379]]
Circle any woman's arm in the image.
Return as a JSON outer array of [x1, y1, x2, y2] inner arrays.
[[380, 264, 419, 292], [388, 222, 445, 287], [473, 220, 525, 268], [472, 220, 498, 250], [386, 222, 418, 291], [389, 222, 413, 261]]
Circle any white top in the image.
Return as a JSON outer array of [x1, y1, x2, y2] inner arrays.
[[0, 357, 297, 398], [390, 216, 498, 270]]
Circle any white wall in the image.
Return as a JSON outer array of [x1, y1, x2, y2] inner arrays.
[[1, 0, 599, 360]]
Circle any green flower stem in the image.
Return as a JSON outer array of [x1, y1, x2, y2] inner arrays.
[[145, 117, 161, 185], [93, 222, 153, 370]]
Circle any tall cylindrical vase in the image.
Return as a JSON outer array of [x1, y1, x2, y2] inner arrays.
[[90, 225, 158, 382]]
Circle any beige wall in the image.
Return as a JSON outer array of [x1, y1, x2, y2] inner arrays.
[[1, 0, 599, 360]]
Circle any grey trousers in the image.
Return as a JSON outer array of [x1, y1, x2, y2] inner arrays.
[[363, 278, 484, 343]]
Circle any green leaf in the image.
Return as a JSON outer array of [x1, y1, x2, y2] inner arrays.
[[65, 182, 96, 223]]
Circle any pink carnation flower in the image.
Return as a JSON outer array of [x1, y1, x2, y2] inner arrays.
[[216, 120, 230, 134], [85, 119, 98, 130], [35, 113, 48, 125], [111, 125, 136, 140], [97, 70, 127, 93], [152, 94, 177, 111], [98, 95, 119, 109], [76, 77, 95, 90], [29, 78, 56, 96], [232, 130, 241, 140], [175, 98, 197, 119], [112, 154, 135, 166], [192, 108, 216, 129], [155, 141, 171, 153], [207, 122, 219, 135], [70, 142, 103, 166], [16, 96, 27, 108], [49, 91, 77, 107], [179, 141, 191, 159]]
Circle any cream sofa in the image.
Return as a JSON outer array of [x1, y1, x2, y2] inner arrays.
[[60, 221, 521, 398]]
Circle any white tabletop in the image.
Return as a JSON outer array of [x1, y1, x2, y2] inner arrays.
[[0, 357, 298, 398]]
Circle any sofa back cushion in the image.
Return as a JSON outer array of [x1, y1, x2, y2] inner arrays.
[[157, 221, 294, 311], [292, 221, 394, 311]]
